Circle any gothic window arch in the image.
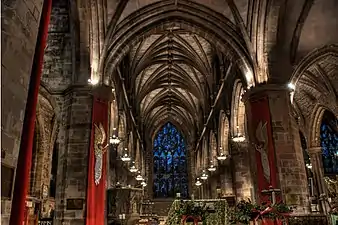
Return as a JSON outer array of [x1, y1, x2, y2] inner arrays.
[[209, 131, 217, 164], [109, 99, 118, 137], [202, 138, 208, 168], [118, 113, 126, 154], [219, 111, 230, 154], [320, 111, 338, 175], [231, 80, 246, 138], [153, 122, 188, 198]]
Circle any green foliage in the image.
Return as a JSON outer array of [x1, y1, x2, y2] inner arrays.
[[330, 196, 338, 215], [174, 200, 209, 219], [229, 199, 293, 224], [165, 200, 229, 225]]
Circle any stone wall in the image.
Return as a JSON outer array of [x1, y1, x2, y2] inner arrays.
[[42, 0, 72, 91], [268, 90, 309, 212], [231, 142, 254, 201], [1, 0, 43, 223], [54, 87, 92, 225]]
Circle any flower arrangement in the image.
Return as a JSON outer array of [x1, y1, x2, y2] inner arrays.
[[230, 199, 293, 225]]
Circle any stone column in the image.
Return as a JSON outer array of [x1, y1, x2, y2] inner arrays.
[[308, 147, 329, 213], [54, 87, 93, 225], [231, 142, 254, 201], [243, 85, 309, 211]]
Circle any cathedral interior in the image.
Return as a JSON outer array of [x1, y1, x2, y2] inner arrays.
[[1, 0, 338, 225]]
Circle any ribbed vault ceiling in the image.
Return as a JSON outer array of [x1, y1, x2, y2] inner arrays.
[[128, 28, 214, 135]]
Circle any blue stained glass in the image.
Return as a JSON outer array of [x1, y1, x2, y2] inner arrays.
[[153, 122, 188, 198], [320, 111, 338, 175]]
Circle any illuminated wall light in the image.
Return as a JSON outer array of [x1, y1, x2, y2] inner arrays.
[[88, 78, 99, 85], [244, 68, 255, 88], [287, 83, 296, 90], [287, 83, 296, 104]]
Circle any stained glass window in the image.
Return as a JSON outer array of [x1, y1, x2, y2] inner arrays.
[[320, 111, 338, 175], [153, 122, 188, 198]]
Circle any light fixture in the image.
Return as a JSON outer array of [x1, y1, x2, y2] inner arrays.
[[136, 171, 144, 181], [287, 82, 295, 91], [141, 181, 147, 187], [195, 178, 202, 186], [121, 148, 131, 162], [208, 161, 216, 172], [306, 163, 312, 169], [232, 135, 246, 142], [88, 78, 99, 85], [288, 83, 296, 104], [110, 135, 121, 145], [232, 125, 246, 142], [201, 170, 208, 180], [129, 162, 138, 173], [217, 150, 227, 161]]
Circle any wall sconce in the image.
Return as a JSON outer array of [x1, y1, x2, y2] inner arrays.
[[201, 170, 208, 180], [129, 161, 138, 173], [136, 171, 144, 181], [217, 148, 227, 161], [121, 148, 131, 162], [195, 178, 202, 186], [232, 126, 246, 142], [208, 161, 216, 172]]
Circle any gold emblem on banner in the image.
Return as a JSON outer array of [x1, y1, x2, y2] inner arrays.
[[94, 123, 109, 185], [254, 121, 270, 182]]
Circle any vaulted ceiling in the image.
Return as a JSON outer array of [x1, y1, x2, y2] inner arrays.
[[125, 27, 216, 136]]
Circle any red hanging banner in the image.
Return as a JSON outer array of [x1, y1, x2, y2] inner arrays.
[[86, 96, 108, 225], [248, 96, 278, 203]]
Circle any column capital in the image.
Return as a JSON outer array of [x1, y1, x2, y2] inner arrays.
[[308, 147, 322, 154], [242, 84, 291, 103], [92, 85, 114, 102]]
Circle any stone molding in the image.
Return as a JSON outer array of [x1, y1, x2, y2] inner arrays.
[[308, 147, 322, 154], [242, 84, 292, 103]]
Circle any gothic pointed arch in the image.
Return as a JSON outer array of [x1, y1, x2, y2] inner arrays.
[[218, 110, 230, 155], [153, 122, 188, 198], [231, 79, 246, 139], [109, 98, 118, 137], [202, 137, 208, 169], [135, 140, 141, 169], [209, 131, 217, 165], [118, 112, 127, 155]]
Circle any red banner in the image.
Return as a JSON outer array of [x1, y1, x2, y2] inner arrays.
[[86, 96, 108, 225], [248, 96, 278, 202]]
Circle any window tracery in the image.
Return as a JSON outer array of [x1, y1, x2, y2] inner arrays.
[[153, 122, 188, 198], [320, 111, 338, 175]]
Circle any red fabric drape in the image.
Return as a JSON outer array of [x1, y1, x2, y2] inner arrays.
[[248, 96, 278, 203], [86, 96, 108, 225], [9, 1, 52, 225]]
